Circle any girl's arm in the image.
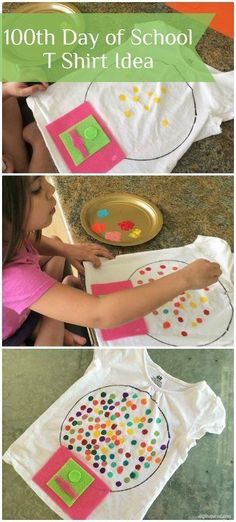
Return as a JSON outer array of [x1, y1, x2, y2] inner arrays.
[[30, 259, 221, 329], [33, 235, 114, 270]]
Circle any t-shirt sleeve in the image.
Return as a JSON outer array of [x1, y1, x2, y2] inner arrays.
[[205, 68, 234, 122], [187, 383, 226, 442], [3, 261, 57, 315]]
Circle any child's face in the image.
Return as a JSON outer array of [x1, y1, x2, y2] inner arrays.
[[26, 177, 56, 232]]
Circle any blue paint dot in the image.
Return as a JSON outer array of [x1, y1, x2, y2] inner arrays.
[[97, 209, 109, 217], [163, 309, 169, 314]]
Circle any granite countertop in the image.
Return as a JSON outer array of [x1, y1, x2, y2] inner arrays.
[[54, 175, 233, 256], [3, 2, 233, 173]]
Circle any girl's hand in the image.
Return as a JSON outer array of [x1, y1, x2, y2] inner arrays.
[[64, 243, 114, 274], [3, 82, 49, 99], [181, 259, 222, 290]]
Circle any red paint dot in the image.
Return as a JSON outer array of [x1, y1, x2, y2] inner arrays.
[[125, 452, 131, 458], [160, 265, 166, 269], [100, 400, 106, 405], [204, 287, 209, 291], [82, 414, 88, 420], [135, 464, 141, 470], [88, 425, 93, 430], [173, 309, 179, 316], [163, 321, 171, 329], [142, 429, 148, 435], [82, 439, 87, 445], [115, 412, 120, 418], [145, 267, 151, 271], [91, 439, 97, 444], [204, 309, 210, 315], [65, 425, 70, 431], [117, 466, 123, 474], [196, 318, 203, 323], [174, 302, 180, 307], [158, 271, 164, 276], [137, 280, 143, 285], [69, 417, 74, 422], [180, 297, 186, 302], [141, 442, 146, 448], [93, 400, 98, 405], [105, 412, 110, 417], [116, 430, 122, 436], [94, 444, 99, 450], [172, 266, 178, 271], [118, 448, 124, 454], [181, 331, 188, 336], [139, 270, 145, 275], [115, 440, 120, 446], [131, 404, 137, 410], [78, 428, 84, 433], [105, 437, 111, 443], [178, 317, 184, 323], [115, 402, 120, 407]]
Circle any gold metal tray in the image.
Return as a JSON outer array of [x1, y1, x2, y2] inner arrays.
[[80, 193, 163, 247], [11, 3, 81, 14]]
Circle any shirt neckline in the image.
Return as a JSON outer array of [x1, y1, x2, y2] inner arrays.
[[143, 350, 206, 394]]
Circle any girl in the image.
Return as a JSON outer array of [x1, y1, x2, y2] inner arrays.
[[3, 176, 222, 347]]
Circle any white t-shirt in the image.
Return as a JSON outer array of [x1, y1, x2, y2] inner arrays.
[[3, 349, 225, 520], [85, 236, 234, 347], [27, 66, 233, 174]]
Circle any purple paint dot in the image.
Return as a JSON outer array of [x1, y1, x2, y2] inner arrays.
[[160, 444, 167, 450], [99, 436, 105, 442], [93, 462, 99, 468], [139, 456, 145, 462], [123, 392, 129, 398], [76, 411, 81, 417], [109, 405, 115, 410], [116, 481, 122, 487], [87, 408, 92, 413], [100, 468, 106, 474]]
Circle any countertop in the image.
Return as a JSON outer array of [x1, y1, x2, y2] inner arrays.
[[54, 175, 234, 255], [3, 2, 234, 173]]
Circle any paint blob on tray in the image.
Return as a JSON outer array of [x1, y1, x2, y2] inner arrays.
[[60, 385, 170, 492], [129, 260, 233, 346]]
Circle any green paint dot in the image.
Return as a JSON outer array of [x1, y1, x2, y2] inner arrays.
[[124, 477, 130, 483], [130, 471, 137, 479], [111, 462, 117, 468], [151, 439, 156, 445], [124, 413, 129, 419], [138, 423, 143, 429], [76, 446, 82, 451], [91, 450, 97, 455], [70, 429, 75, 434], [156, 418, 161, 424], [88, 396, 93, 401], [163, 309, 169, 314], [63, 435, 69, 440], [101, 392, 106, 397], [94, 455, 100, 461], [77, 420, 83, 425], [107, 472, 113, 478], [132, 393, 138, 398], [144, 462, 150, 468], [151, 451, 156, 457], [98, 410, 103, 415], [101, 430, 106, 435], [127, 421, 133, 427], [109, 443, 115, 449], [131, 440, 137, 445], [72, 420, 77, 426], [110, 393, 116, 399], [108, 399, 113, 404], [110, 454, 115, 459], [145, 409, 151, 415], [88, 417, 93, 422], [123, 460, 129, 466], [154, 431, 160, 436], [110, 414, 116, 420], [148, 418, 153, 423], [121, 406, 127, 412], [85, 431, 90, 437], [101, 455, 107, 461]]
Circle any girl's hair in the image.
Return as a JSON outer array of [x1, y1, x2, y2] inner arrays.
[[3, 177, 41, 266]]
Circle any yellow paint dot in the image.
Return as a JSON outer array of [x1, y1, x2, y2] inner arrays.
[[106, 420, 112, 427], [161, 119, 168, 128], [124, 110, 132, 118], [133, 417, 140, 423], [144, 105, 150, 111], [94, 407, 99, 413], [192, 321, 197, 327], [132, 95, 140, 102], [101, 447, 108, 454], [119, 93, 127, 102], [127, 428, 134, 435], [147, 91, 153, 96], [139, 449, 145, 456], [107, 430, 113, 437], [93, 430, 100, 437], [190, 302, 197, 309], [119, 437, 125, 444], [132, 86, 139, 93], [161, 86, 167, 93], [200, 296, 208, 304], [153, 97, 161, 103], [119, 422, 125, 428]]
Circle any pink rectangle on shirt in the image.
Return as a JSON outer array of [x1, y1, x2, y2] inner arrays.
[[32, 446, 110, 519], [46, 101, 125, 173], [91, 280, 148, 340]]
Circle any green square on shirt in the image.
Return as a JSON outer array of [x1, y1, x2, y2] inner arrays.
[[47, 458, 94, 507], [59, 115, 110, 166]]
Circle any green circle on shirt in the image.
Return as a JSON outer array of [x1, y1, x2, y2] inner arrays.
[[68, 470, 81, 483], [84, 126, 98, 140]]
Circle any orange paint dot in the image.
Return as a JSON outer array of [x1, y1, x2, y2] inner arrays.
[[76, 435, 82, 441], [141, 399, 147, 405], [85, 455, 91, 461], [70, 438, 75, 444], [163, 321, 171, 329], [147, 456, 153, 462], [126, 401, 132, 407], [155, 457, 161, 464], [140, 417, 146, 423], [117, 466, 124, 474], [114, 439, 120, 446], [147, 446, 153, 452], [85, 449, 91, 455]]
